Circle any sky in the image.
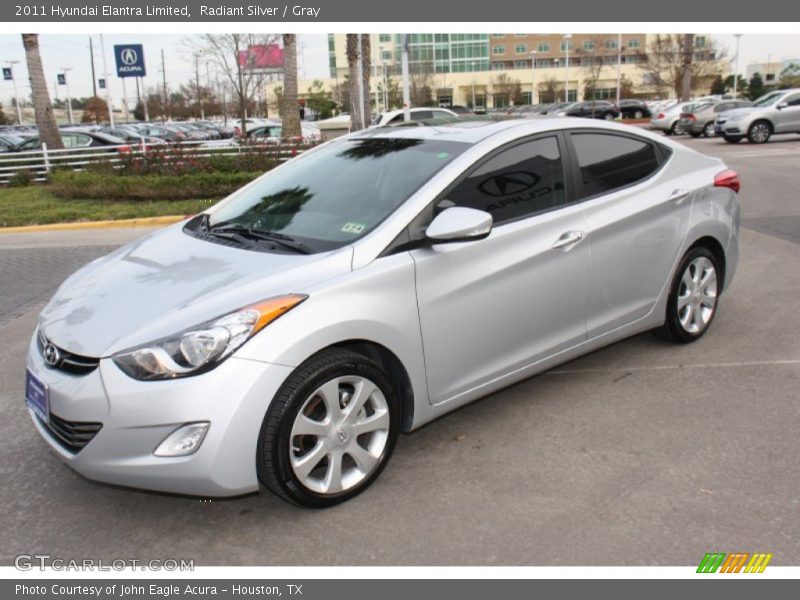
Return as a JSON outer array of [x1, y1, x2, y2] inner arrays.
[[1, 33, 799, 107]]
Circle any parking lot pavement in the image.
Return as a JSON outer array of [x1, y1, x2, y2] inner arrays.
[[1, 140, 799, 566]]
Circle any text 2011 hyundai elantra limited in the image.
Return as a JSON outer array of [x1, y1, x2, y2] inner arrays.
[[26, 118, 740, 507]]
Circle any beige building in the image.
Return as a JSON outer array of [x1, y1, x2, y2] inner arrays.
[[265, 33, 721, 113]]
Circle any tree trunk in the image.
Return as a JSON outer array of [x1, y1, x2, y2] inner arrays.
[[22, 33, 63, 150], [281, 34, 302, 140], [360, 34, 372, 126], [679, 34, 695, 102], [346, 34, 361, 130]]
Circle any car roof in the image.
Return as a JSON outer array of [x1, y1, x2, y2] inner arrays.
[[350, 116, 669, 145]]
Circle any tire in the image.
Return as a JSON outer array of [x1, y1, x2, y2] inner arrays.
[[689, 132, 702, 138], [603, 112, 615, 121], [654, 246, 721, 344], [747, 120, 772, 144], [670, 121, 685, 136], [724, 135, 743, 144], [634, 109, 644, 119], [257, 348, 400, 508], [703, 122, 716, 138]]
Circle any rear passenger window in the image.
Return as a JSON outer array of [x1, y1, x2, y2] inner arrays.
[[570, 133, 660, 199], [447, 136, 566, 224]]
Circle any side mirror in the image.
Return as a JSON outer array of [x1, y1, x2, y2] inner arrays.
[[777, 102, 789, 110], [426, 206, 493, 243]]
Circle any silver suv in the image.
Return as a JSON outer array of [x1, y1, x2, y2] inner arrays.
[[715, 89, 800, 144]]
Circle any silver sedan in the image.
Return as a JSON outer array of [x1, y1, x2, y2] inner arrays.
[[26, 118, 740, 507]]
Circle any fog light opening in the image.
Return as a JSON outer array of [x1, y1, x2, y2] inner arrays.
[[154, 422, 210, 457]]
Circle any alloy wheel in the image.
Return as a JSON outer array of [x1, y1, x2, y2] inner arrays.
[[289, 376, 390, 495], [676, 256, 718, 334], [749, 122, 771, 143]]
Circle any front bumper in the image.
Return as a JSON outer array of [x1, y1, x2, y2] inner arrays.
[[26, 332, 293, 497]]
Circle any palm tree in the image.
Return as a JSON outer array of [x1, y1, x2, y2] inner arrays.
[[280, 34, 301, 140], [360, 35, 372, 127], [22, 33, 63, 149], [346, 34, 361, 130]]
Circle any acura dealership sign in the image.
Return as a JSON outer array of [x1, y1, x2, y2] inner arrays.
[[113, 44, 146, 77]]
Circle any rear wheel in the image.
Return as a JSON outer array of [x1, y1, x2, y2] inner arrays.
[[670, 121, 685, 136], [257, 349, 399, 508], [603, 112, 615, 121], [633, 109, 644, 119], [724, 136, 743, 144], [655, 247, 720, 344], [703, 122, 716, 137], [747, 120, 772, 144]]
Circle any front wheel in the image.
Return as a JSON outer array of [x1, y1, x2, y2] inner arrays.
[[748, 120, 772, 144], [603, 112, 615, 121], [655, 247, 720, 344], [633, 109, 644, 119], [670, 121, 685, 136], [703, 122, 716, 138], [257, 349, 399, 508]]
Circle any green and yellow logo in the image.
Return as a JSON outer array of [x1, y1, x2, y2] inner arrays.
[[697, 552, 773, 573]]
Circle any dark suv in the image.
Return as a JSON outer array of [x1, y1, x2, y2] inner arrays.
[[618, 99, 652, 119]]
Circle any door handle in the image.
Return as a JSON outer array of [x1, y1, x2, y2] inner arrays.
[[552, 230, 587, 251], [668, 188, 691, 204]]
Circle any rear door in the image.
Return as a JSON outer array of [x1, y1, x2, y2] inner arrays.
[[411, 134, 589, 404], [567, 130, 692, 338]]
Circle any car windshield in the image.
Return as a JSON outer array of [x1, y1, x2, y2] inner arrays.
[[752, 91, 786, 107], [207, 136, 469, 251]]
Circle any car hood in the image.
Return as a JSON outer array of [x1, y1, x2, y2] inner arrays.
[[38, 223, 353, 357]]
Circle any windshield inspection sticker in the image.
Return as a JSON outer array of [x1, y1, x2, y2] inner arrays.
[[437, 152, 450, 159], [341, 222, 367, 234]]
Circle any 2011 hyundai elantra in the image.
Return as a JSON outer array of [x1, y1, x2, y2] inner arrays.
[[26, 117, 740, 507]]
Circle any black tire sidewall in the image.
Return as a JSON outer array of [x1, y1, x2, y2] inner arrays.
[[664, 247, 720, 343], [257, 349, 400, 508]]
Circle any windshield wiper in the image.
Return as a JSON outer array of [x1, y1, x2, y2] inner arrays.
[[208, 225, 314, 254]]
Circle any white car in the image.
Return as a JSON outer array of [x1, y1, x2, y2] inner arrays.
[[369, 107, 458, 128]]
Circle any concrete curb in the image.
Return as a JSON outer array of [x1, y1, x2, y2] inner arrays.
[[0, 215, 186, 234]]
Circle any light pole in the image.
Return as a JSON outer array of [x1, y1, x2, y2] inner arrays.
[[615, 33, 622, 105], [529, 50, 538, 105], [733, 34, 743, 99], [471, 60, 476, 110], [99, 34, 115, 127], [61, 67, 74, 124], [563, 33, 572, 103], [5, 60, 23, 124]]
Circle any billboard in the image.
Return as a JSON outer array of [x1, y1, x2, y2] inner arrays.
[[114, 44, 146, 77], [2, 67, 11, 81], [238, 44, 284, 72]]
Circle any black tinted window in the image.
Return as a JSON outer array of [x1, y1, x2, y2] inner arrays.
[[570, 133, 660, 199], [447, 136, 566, 224]]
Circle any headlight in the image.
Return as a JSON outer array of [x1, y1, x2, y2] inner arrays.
[[112, 294, 307, 380], [730, 113, 750, 121]]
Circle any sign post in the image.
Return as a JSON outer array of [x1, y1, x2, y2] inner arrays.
[[114, 44, 146, 122]]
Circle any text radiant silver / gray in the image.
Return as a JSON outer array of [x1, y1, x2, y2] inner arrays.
[[26, 118, 740, 507]]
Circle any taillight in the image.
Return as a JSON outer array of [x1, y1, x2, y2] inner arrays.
[[714, 169, 740, 193], [657, 113, 665, 119], [685, 114, 696, 122], [117, 145, 132, 154]]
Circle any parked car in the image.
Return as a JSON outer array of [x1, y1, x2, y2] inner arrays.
[[0, 133, 26, 153], [246, 122, 321, 143], [12, 130, 129, 152], [370, 107, 458, 128], [714, 88, 800, 144], [168, 123, 212, 141], [559, 100, 620, 120], [97, 127, 167, 146], [542, 102, 575, 115], [447, 105, 473, 115], [618, 99, 652, 119], [134, 124, 186, 143], [26, 118, 740, 507], [650, 100, 719, 136], [679, 100, 753, 138]]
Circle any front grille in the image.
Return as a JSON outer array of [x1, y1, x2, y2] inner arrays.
[[37, 330, 100, 376], [37, 413, 103, 454]]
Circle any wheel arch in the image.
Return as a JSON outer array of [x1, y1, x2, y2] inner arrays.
[[687, 235, 727, 292]]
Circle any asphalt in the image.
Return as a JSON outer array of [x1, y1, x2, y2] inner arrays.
[[1, 135, 798, 566]]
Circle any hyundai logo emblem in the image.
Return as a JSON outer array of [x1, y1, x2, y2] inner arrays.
[[43, 343, 61, 368], [120, 48, 138, 66]]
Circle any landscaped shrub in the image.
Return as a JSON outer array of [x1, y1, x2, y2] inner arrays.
[[50, 170, 259, 201]]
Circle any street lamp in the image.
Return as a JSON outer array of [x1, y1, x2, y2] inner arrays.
[[5, 60, 23, 124], [529, 50, 538, 105], [733, 34, 743, 99], [471, 60, 476, 110], [563, 34, 572, 102]]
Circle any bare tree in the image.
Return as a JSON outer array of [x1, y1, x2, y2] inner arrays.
[[192, 34, 278, 137], [490, 73, 523, 108], [409, 62, 436, 107], [280, 34, 301, 140], [539, 77, 562, 104], [638, 34, 725, 99], [22, 34, 62, 149]]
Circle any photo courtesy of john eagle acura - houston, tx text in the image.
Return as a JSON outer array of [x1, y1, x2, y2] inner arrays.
[[26, 117, 739, 508]]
